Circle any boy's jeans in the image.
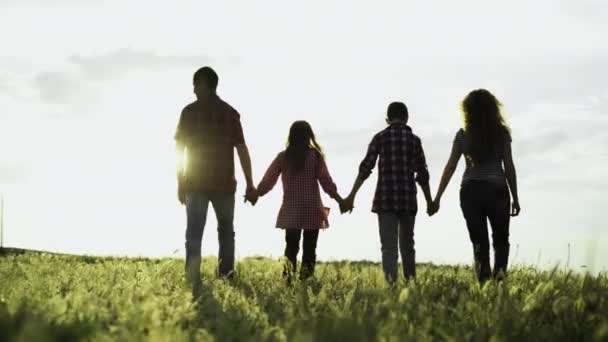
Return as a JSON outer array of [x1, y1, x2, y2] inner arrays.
[[377, 213, 416, 283]]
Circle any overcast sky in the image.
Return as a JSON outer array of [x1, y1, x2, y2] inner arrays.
[[1, 0, 606, 272]]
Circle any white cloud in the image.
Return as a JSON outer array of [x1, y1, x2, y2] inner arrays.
[[34, 71, 83, 104], [68, 48, 214, 81]]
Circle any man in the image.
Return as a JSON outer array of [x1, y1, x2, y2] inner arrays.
[[175, 66, 256, 297], [342, 102, 433, 284]]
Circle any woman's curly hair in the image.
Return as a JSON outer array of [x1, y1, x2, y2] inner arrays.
[[461, 89, 511, 163]]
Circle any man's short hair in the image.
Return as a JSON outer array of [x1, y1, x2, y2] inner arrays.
[[193, 66, 219, 90], [387, 102, 408, 121]]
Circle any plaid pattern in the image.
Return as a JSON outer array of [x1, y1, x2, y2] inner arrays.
[[257, 150, 338, 230], [175, 95, 245, 193], [358, 123, 429, 214]]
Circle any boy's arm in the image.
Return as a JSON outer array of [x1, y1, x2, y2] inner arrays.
[[414, 137, 432, 206], [342, 177, 365, 213], [419, 183, 432, 207], [343, 136, 379, 212]]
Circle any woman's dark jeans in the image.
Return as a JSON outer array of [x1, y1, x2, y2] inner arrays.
[[284, 229, 320, 280], [460, 180, 511, 283]]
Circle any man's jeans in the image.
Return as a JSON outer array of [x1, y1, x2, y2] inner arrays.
[[184, 192, 235, 287], [377, 213, 416, 283]]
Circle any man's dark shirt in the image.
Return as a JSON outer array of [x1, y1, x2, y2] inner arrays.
[[175, 95, 245, 193], [358, 123, 430, 214]]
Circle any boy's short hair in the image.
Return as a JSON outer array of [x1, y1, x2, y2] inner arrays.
[[387, 102, 408, 122], [193, 66, 219, 90]]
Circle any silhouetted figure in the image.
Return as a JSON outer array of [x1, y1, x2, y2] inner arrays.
[[253, 121, 343, 282], [342, 102, 433, 284], [431, 89, 520, 284], [174, 67, 256, 298]]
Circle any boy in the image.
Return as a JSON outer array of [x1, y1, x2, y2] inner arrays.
[[342, 102, 433, 283]]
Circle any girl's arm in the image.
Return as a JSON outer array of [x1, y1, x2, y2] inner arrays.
[[256, 153, 283, 197], [433, 136, 462, 212], [317, 154, 340, 201], [503, 141, 520, 216]]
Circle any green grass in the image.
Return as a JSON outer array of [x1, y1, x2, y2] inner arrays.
[[1, 252, 607, 341]]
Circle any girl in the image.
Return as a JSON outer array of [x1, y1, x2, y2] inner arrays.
[[432, 89, 520, 283], [255, 121, 343, 280]]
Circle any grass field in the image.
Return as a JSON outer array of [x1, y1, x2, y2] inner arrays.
[[1, 250, 607, 341]]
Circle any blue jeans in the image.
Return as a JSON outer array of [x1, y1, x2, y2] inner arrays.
[[378, 213, 416, 283], [185, 192, 235, 285]]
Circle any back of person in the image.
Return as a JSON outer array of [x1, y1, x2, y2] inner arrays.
[[279, 149, 324, 201], [376, 123, 424, 187], [432, 88, 520, 284], [255, 121, 342, 281], [344, 102, 432, 284], [176, 95, 244, 193], [257, 147, 338, 230], [175, 66, 256, 300], [454, 128, 510, 185], [361, 121, 429, 214]]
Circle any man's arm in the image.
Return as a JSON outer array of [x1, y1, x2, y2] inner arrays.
[[236, 143, 258, 205], [175, 109, 187, 204], [175, 141, 187, 204], [236, 144, 254, 188], [176, 141, 186, 178], [231, 111, 257, 204]]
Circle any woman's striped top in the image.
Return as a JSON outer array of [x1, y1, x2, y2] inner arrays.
[[453, 128, 511, 185]]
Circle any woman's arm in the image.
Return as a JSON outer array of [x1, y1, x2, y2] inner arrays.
[[503, 141, 520, 216], [433, 138, 462, 213]]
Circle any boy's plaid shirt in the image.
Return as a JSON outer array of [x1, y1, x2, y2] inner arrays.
[[358, 123, 430, 214]]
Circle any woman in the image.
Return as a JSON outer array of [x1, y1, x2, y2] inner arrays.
[[432, 89, 520, 283], [255, 121, 343, 280]]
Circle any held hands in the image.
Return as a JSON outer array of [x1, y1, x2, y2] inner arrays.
[[427, 198, 440, 216], [244, 185, 259, 206], [340, 194, 355, 214]]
